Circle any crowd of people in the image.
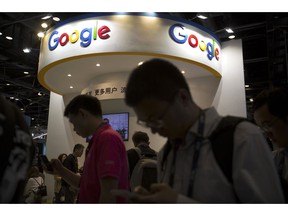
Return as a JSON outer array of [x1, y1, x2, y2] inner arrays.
[[1, 58, 288, 204]]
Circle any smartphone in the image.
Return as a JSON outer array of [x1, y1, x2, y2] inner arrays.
[[39, 154, 53, 172], [110, 189, 138, 199]]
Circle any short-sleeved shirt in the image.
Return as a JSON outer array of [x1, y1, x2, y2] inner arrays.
[[78, 123, 129, 203]]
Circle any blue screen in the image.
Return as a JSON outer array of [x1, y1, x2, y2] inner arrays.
[[103, 112, 129, 141]]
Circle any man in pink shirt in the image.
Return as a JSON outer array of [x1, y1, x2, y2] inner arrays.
[[46, 95, 129, 203]]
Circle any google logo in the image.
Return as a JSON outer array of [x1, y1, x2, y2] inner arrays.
[[169, 23, 220, 61], [48, 21, 111, 51]]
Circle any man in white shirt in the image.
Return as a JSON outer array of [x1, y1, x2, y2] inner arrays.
[[124, 58, 284, 203]]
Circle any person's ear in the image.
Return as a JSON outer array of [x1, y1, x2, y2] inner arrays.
[[177, 89, 191, 105], [78, 108, 88, 118]]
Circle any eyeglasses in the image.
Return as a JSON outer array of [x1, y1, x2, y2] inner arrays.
[[137, 103, 171, 129], [259, 117, 279, 132]]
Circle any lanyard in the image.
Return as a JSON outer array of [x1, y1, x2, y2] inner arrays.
[[187, 111, 205, 197], [166, 111, 205, 197]]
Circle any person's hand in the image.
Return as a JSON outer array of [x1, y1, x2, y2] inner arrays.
[[41, 159, 62, 175], [131, 183, 178, 203], [49, 159, 64, 175]]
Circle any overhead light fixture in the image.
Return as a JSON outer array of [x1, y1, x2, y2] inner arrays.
[[67, 74, 72, 77], [24, 71, 29, 74], [0, 32, 2, 35], [245, 85, 249, 88], [249, 98, 254, 102], [181, 70, 185, 74], [96, 63, 100, 67], [225, 28, 234, 33], [228, 35, 235, 39], [6, 36, 13, 40], [197, 15, 208, 20], [23, 48, 31, 53], [37, 32, 45, 38], [138, 61, 144, 66], [41, 23, 48, 28], [53, 17, 60, 22], [42, 15, 52, 20], [70, 86, 73, 89]]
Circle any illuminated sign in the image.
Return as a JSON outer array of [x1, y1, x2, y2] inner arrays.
[[169, 23, 220, 61], [48, 21, 111, 51]]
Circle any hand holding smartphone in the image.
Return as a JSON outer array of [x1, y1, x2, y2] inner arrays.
[[39, 154, 54, 172]]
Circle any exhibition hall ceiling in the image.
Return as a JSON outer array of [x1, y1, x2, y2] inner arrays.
[[0, 12, 287, 137]]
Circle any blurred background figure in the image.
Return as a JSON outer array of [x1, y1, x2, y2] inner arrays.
[[0, 95, 34, 203], [53, 153, 67, 203], [23, 166, 46, 203], [61, 144, 84, 203]]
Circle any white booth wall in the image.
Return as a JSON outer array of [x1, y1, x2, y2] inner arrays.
[[44, 39, 245, 200]]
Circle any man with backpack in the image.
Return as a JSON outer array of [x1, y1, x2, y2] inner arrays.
[[127, 131, 157, 190], [124, 58, 284, 203], [61, 143, 84, 203]]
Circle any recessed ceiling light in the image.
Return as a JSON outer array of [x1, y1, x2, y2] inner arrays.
[[138, 61, 144, 66], [197, 15, 207, 20], [23, 48, 31, 53], [24, 71, 29, 74], [53, 17, 60, 22], [228, 35, 235, 39], [249, 98, 254, 102], [225, 28, 234, 33], [245, 85, 249, 88], [37, 32, 45, 38], [181, 70, 185, 74], [6, 83, 10, 86], [70, 86, 73, 89], [0, 32, 2, 35], [6, 36, 13, 40], [42, 15, 51, 20], [41, 23, 48, 28], [67, 74, 72, 77], [96, 63, 100, 67]]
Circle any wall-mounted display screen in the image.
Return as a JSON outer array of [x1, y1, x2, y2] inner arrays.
[[103, 112, 129, 141]]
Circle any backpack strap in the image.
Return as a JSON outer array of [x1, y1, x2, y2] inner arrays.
[[209, 116, 246, 184], [134, 147, 142, 159], [33, 177, 41, 186]]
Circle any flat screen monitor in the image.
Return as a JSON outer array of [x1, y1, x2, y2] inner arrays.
[[103, 112, 129, 141]]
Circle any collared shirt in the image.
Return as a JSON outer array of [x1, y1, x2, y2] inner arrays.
[[158, 107, 285, 203], [78, 124, 129, 203]]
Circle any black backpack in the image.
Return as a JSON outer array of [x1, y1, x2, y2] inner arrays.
[[209, 116, 246, 184], [161, 116, 246, 196]]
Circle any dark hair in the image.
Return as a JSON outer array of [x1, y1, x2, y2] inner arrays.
[[132, 131, 149, 144], [253, 87, 288, 120], [28, 166, 41, 178], [58, 153, 67, 163], [64, 94, 102, 117], [73, 144, 84, 152], [125, 58, 192, 106]]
